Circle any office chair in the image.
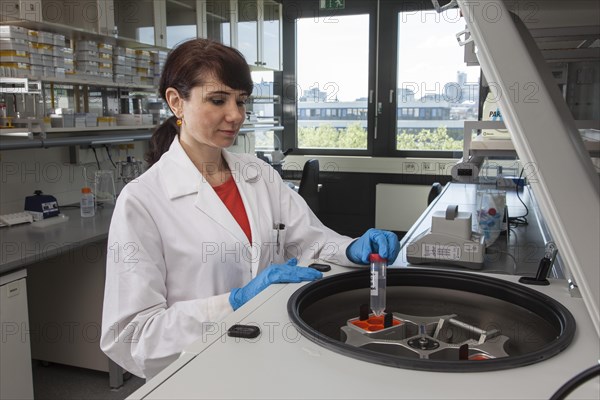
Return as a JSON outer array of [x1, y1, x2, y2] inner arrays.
[[427, 182, 443, 206], [298, 159, 320, 214]]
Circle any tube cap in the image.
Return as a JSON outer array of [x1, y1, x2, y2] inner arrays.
[[369, 253, 387, 263], [81, 187, 92, 193]]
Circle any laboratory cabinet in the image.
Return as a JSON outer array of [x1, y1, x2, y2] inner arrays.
[[0, 0, 282, 67], [0, 269, 34, 400], [0, 0, 170, 145], [0, 0, 283, 149], [235, 0, 282, 70], [1, 0, 166, 46]]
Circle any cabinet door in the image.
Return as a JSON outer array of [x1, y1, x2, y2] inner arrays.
[[206, 0, 233, 45], [4, 0, 42, 22], [237, 0, 259, 66], [113, 0, 162, 46], [0, 275, 34, 400], [166, 0, 199, 48], [261, 0, 281, 70]]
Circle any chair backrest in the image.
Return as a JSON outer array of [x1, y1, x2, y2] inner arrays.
[[428, 182, 443, 206], [298, 159, 320, 214]]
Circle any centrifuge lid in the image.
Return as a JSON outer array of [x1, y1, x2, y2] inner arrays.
[[457, 0, 600, 336]]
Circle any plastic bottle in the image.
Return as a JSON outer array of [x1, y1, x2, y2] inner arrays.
[[369, 253, 387, 316], [80, 187, 95, 218]]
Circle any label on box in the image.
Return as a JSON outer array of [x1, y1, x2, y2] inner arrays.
[[422, 243, 461, 260]]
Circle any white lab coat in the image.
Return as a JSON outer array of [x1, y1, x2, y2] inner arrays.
[[100, 137, 356, 379]]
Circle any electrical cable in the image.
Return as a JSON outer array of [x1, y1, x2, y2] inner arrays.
[[508, 167, 529, 227], [549, 364, 600, 400], [104, 145, 117, 169], [91, 146, 101, 170]]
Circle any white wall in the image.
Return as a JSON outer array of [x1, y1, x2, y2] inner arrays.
[[375, 184, 432, 232], [0, 142, 147, 214]]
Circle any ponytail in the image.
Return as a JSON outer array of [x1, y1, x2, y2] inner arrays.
[[145, 116, 178, 167]]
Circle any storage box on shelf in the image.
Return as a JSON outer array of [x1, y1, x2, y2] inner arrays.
[[0, 20, 168, 152]]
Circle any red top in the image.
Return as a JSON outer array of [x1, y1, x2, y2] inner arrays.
[[213, 176, 252, 243], [369, 253, 387, 263]]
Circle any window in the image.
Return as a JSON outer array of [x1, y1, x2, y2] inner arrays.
[[295, 12, 372, 151], [282, 1, 480, 158], [395, 8, 480, 152]]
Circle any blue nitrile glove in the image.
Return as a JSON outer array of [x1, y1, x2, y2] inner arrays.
[[346, 228, 400, 264], [229, 258, 322, 310]]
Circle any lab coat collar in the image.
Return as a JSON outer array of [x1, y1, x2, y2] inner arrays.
[[160, 137, 261, 247], [160, 136, 260, 200]]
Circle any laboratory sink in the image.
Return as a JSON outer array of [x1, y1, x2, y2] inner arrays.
[[287, 269, 575, 372]]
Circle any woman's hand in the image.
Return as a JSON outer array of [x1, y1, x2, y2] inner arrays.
[[229, 258, 322, 310], [346, 228, 400, 264]]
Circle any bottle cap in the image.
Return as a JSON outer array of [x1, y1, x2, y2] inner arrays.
[[81, 187, 92, 193], [369, 253, 387, 263]]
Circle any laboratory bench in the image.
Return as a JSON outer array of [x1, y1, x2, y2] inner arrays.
[[127, 182, 599, 400], [0, 203, 126, 397], [394, 182, 559, 278], [0, 204, 114, 275]]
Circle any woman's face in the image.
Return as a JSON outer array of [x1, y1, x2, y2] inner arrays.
[[177, 77, 249, 149]]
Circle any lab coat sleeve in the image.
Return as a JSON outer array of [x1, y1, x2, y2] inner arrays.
[[277, 179, 360, 267], [100, 188, 233, 379]]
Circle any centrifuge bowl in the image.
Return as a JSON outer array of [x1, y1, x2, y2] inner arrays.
[[287, 269, 575, 372]]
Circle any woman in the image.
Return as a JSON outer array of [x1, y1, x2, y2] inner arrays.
[[100, 38, 399, 380]]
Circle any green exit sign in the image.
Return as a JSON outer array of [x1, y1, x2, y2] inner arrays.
[[320, 0, 345, 10]]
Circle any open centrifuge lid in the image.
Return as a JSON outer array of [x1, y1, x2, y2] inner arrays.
[[457, 0, 599, 335]]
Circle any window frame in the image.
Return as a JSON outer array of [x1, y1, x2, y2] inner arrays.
[[281, 0, 378, 156], [281, 0, 476, 159], [378, 0, 476, 158]]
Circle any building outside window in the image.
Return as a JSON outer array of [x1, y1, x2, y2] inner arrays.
[[291, 3, 480, 156]]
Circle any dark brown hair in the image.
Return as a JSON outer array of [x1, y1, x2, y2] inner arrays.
[[145, 39, 253, 167]]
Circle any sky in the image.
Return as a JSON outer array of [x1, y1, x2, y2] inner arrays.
[[292, 9, 480, 102]]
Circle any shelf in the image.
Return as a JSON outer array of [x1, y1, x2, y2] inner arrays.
[[0, 125, 283, 150], [239, 125, 283, 134], [0, 126, 157, 135], [249, 95, 280, 103], [166, 0, 197, 12], [243, 119, 279, 126], [471, 135, 600, 157], [2, 76, 157, 91], [0, 131, 153, 151], [465, 120, 600, 158], [0, 17, 170, 52]]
